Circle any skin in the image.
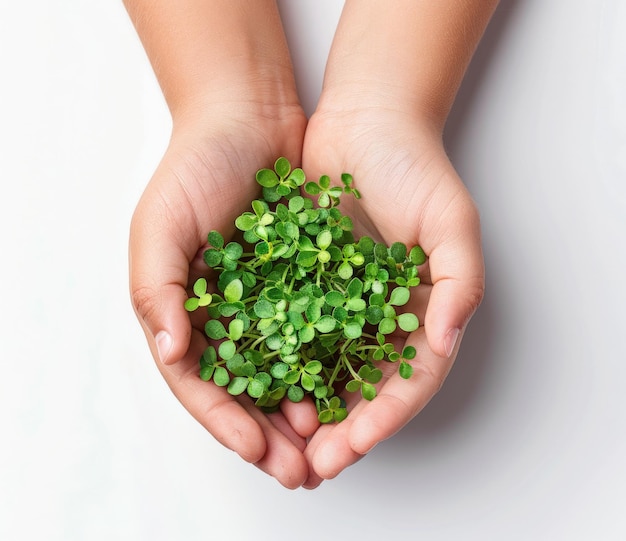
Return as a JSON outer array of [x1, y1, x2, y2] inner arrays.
[[125, 0, 498, 489]]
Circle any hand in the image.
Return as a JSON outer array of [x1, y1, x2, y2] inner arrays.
[[300, 100, 485, 488], [129, 104, 320, 488]]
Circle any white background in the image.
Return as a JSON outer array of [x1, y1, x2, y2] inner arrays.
[[1, 1, 625, 539]]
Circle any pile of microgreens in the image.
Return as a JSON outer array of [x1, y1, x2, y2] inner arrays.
[[184, 157, 426, 423]]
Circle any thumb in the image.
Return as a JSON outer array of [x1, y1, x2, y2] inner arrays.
[[423, 202, 485, 358], [128, 191, 194, 365]]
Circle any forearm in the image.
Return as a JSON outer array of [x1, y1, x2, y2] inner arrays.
[[320, 0, 499, 129], [123, 0, 299, 120]]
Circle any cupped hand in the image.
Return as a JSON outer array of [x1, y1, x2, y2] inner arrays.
[[300, 102, 485, 488], [128, 104, 321, 488]]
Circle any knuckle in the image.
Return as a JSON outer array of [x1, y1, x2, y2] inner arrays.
[[130, 282, 161, 324]]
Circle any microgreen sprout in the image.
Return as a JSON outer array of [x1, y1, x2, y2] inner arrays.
[[184, 158, 427, 423]]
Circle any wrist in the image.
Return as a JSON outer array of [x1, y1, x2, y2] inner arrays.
[[125, 0, 301, 121], [319, 0, 499, 130]]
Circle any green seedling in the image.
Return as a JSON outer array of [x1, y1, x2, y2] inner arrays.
[[185, 157, 427, 423]]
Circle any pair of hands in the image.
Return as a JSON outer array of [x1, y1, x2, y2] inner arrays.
[[129, 91, 484, 488]]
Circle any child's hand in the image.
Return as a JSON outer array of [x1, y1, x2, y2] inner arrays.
[[129, 107, 318, 488], [300, 101, 485, 488]]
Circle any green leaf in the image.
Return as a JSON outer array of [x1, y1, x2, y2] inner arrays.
[[316, 230, 333, 250], [224, 242, 243, 261], [332, 306, 348, 323], [345, 298, 366, 312], [223, 278, 243, 303], [218, 302, 244, 317], [288, 195, 304, 213], [213, 366, 230, 387], [287, 385, 305, 402], [315, 315, 337, 334], [304, 181, 321, 195], [389, 287, 410, 306], [358, 365, 372, 379], [304, 360, 323, 375], [201, 346, 217, 366], [235, 212, 257, 231], [283, 370, 300, 385], [247, 379, 266, 399], [207, 230, 224, 249], [389, 242, 407, 263], [345, 380, 362, 393], [366, 368, 383, 384], [241, 272, 257, 288], [379, 317, 397, 335], [228, 318, 244, 341], [334, 408, 348, 422], [265, 333, 284, 351], [225, 354, 244, 375], [318, 192, 330, 208], [296, 250, 318, 267], [365, 305, 384, 325], [203, 249, 222, 267], [325, 290, 345, 307], [337, 262, 354, 280], [305, 303, 321, 323], [301, 373, 315, 392], [318, 410, 334, 424], [343, 321, 363, 339], [397, 312, 419, 332], [244, 349, 264, 366], [205, 320, 227, 340], [274, 156, 291, 178], [409, 245, 427, 265], [192, 278, 207, 297], [227, 376, 249, 396], [288, 168, 305, 186], [314, 383, 328, 399], [361, 383, 377, 401], [198, 293, 212, 307], [346, 278, 363, 299], [270, 362, 290, 379], [372, 347, 385, 361], [199, 365, 215, 381], [218, 340, 237, 361], [326, 396, 340, 409], [402, 345, 417, 360], [373, 243, 387, 263], [256, 168, 279, 187], [255, 371, 272, 389], [319, 175, 331, 190], [253, 299, 275, 319], [184, 297, 200, 311], [399, 360, 414, 379], [298, 325, 315, 343]]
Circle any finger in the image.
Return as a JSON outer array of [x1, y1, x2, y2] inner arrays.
[[246, 407, 311, 489], [129, 181, 200, 365], [348, 328, 455, 455], [279, 397, 320, 439], [155, 328, 267, 462], [304, 396, 371, 484], [159, 328, 311, 488], [424, 196, 484, 358]]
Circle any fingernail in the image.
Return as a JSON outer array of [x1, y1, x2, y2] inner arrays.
[[362, 441, 378, 455], [444, 328, 460, 357], [155, 331, 173, 364]]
